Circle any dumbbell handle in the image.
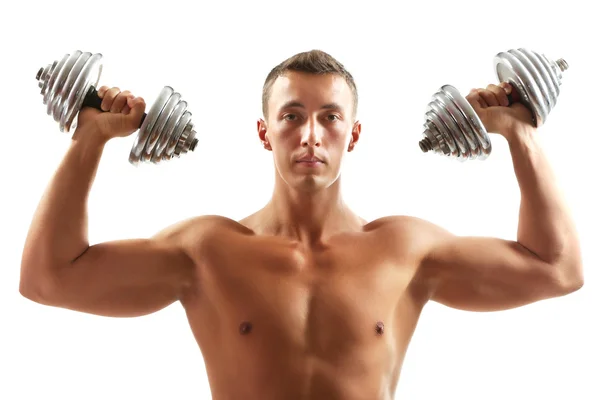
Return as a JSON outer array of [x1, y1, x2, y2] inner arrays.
[[81, 86, 147, 127]]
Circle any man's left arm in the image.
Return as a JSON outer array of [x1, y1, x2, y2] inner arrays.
[[418, 83, 584, 312]]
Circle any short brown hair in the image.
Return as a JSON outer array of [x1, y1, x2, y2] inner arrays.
[[261, 49, 358, 120]]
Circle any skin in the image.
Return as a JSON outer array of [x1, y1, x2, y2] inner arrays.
[[19, 71, 584, 399]]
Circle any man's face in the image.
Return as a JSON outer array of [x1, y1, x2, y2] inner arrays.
[[258, 71, 361, 193]]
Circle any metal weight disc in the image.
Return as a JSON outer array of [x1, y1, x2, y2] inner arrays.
[[520, 48, 558, 110], [441, 85, 491, 159], [419, 85, 490, 161], [424, 109, 460, 159], [129, 86, 174, 164], [129, 86, 198, 165], [57, 51, 92, 130], [64, 53, 103, 132], [162, 111, 193, 161], [37, 51, 103, 132], [511, 49, 552, 121], [141, 91, 182, 163], [494, 48, 568, 127], [174, 124, 199, 158], [41, 54, 69, 113], [150, 101, 188, 162], [494, 49, 547, 126], [48, 52, 81, 123], [427, 97, 470, 160], [433, 90, 479, 160]]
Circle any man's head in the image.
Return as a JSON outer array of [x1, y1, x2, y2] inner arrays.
[[258, 50, 362, 193]]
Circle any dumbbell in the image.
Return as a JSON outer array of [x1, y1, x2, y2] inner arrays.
[[36, 50, 198, 166], [418, 48, 569, 161]]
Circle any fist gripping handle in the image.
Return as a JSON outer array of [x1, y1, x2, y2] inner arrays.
[[81, 86, 148, 127]]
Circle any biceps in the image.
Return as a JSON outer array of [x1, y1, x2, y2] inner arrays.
[[48, 239, 195, 317], [425, 237, 562, 312]]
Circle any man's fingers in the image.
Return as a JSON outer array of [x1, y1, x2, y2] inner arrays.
[[110, 90, 132, 113], [101, 87, 121, 111], [477, 89, 499, 107], [486, 84, 510, 107], [127, 97, 146, 126], [465, 89, 486, 110], [97, 86, 109, 98]]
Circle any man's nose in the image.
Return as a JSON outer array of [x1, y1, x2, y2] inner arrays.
[[301, 123, 322, 147]]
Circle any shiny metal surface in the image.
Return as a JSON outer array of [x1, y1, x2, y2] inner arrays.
[[494, 48, 567, 127], [128, 86, 198, 165], [37, 51, 102, 132], [419, 48, 567, 160], [419, 84, 491, 161]]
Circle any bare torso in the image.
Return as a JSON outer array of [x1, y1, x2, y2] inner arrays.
[[178, 215, 430, 400], [18, 72, 583, 400]]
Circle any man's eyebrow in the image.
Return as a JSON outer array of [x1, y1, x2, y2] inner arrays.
[[279, 101, 304, 111], [278, 101, 344, 112]]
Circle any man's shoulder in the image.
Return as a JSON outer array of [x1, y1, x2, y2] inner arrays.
[[364, 214, 453, 254], [153, 214, 253, 244], [364, 214, 446, 234]]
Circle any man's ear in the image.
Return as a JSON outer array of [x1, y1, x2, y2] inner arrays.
[[348, 120, 362, 152], [257, 118, 272, 151]]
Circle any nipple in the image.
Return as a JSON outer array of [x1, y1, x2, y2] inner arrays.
[[375, 321, 384, 335], [239, 321, 253, 335]]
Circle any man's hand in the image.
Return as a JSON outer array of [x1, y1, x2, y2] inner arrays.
[[75, 86, 146, 141], [466, 83, 535, 141]]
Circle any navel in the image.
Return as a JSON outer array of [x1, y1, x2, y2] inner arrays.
[[375, 321, 385, 336], [239, 321, 253, 335]]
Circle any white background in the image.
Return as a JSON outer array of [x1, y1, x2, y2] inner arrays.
[[1, 0, 598, 399]]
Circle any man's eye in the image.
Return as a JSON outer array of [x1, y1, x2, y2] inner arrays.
[[284, 114, 297, 121], [327, 115, 339, 121]]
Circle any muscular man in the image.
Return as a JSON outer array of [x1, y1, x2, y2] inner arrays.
[[19, 50, 583, 399]]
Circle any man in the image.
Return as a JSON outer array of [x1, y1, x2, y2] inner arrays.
[[19, 49, 583, 399]]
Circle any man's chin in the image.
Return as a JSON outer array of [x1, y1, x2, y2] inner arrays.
[[292, 175, 334, 192]]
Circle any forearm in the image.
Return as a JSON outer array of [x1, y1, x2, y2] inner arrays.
[[508, 128, 581, 270], [21, 128, 108, 279]]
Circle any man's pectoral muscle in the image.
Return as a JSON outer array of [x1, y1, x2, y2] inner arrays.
[[20, 219, 199, 318], [415, 220, 578, 312]]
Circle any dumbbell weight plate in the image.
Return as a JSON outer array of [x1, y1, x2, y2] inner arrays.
[[128, 86, 198, 165], [518, 48, 558, 109], [494, 50, 547, 127], [420, 85, 491, 161], [441, 85, 491, 160], [150, 101, 189, 163], [494, 48, 567, 127], [432, 90, 479, 160], [62, 53, 103, 132], [37, 51, 103, 132], [161, 111, 193, 161], [430, 88, 477, 160], [129, 86, 175, 164]]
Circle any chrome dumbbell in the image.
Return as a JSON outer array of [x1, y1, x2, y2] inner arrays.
[[36, 50, 198, 166], [418, 48, 568, 161]]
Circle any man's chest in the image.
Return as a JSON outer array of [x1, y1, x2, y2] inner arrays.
[[192, 233, 421, 356]]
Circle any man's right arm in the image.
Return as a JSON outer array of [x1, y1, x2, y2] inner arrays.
[[19, 87, 197, 318]]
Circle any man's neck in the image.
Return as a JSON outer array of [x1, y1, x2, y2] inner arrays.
[[256, 178, 364, 246]]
